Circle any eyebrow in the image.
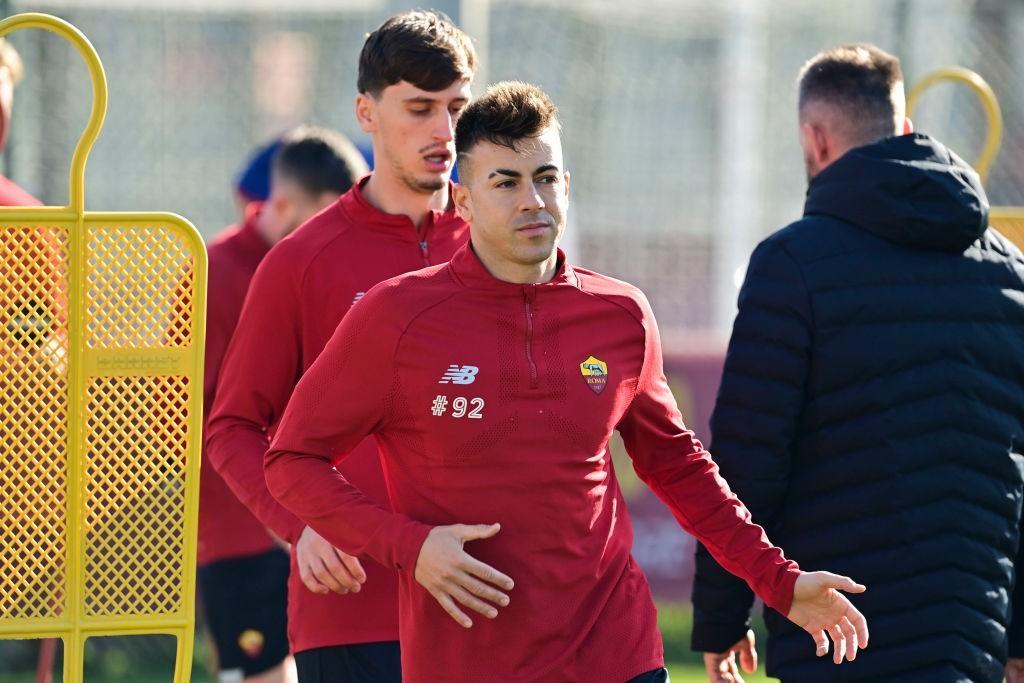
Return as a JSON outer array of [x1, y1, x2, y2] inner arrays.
[[403, 96, 469, 105], [488, 164, 560, 179]]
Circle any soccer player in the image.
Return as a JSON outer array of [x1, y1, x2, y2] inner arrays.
[[200, 127, 367, 683], [263, 81, 870, 683], [206, 11, 475, 683]]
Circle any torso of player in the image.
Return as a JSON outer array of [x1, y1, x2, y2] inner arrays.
[[378, 276, 648, 608]]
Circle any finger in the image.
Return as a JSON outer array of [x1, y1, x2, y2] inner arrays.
[[828, 624, 846, 665], [337, 550, 367, 584], [462, 555, 514, 591], [313, 557, 351, 594], [839, 616, 858, 662], [738, 641, 757, 673], [849, 604, 869, 649], [321, 549, 361, 592], [448, 583, 499, 619], [433, 589, 473, 628], [812, 630, 829, 658], [455, 522, 502, 542], [298, 559, 329, 594], [722, 656, 743, 683], [703, 654, 728, 683], [456, 571, 510, 607], [823, 571, 866, 594]]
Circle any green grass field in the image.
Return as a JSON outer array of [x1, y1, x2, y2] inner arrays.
[[2, 603, 778, 682]]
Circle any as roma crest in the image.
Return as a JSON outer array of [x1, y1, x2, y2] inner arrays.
[[579, 355, 608, 394]]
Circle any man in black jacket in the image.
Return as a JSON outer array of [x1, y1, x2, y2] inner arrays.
[[692, 43, 1024, 683]]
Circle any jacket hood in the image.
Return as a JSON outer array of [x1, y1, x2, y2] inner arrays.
[[803, 133, 988, 252]]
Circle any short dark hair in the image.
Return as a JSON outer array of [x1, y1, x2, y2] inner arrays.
[[798, 43, 903, 144], [455, 81, 559, 169], [273, 126, 369, 197], [358, 10, 476, 96]]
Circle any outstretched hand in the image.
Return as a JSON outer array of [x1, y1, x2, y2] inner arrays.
[[787, 571, 869, 664]]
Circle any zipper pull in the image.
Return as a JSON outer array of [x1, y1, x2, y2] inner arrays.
[[420, 240, 429, 265]]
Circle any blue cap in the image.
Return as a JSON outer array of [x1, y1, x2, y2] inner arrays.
[[236, 138, 284, 202]]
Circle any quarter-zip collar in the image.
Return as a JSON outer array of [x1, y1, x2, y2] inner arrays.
[[336, 174, 458, 244], [447, 242, 577, 294]]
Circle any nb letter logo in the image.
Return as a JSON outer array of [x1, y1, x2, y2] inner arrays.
[[439, 364, 479, 385]]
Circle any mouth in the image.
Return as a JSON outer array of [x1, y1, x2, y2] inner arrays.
[[423, 149, 452, 173], [515, 221, 551, 237]]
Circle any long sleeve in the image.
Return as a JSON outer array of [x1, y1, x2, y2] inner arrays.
[[1010, 509, 1024, 657], [264, 286, 433, 573], [616, 288, 800, 620], [691, 239, 812, 652], [205, 249, 306, 543]]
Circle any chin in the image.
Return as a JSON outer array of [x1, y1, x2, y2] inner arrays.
[[404, 173, 448, 194]]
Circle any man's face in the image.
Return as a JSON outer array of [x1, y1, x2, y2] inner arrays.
[[263, 174, 339, 244], [454, 126, 570, 271], [357, 79, 471, 194]]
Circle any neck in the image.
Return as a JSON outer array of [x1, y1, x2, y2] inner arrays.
[[362, 169, 449, 229], [472, 239, 559, 284], [254, 210, 279, 246]]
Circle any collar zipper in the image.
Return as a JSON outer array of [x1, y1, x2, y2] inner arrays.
[[523, 286, 538, 388]]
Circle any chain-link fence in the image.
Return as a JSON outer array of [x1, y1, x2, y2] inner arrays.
[[5, 0, 1023, 336]]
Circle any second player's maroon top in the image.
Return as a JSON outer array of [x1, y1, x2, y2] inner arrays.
[[265, 243, 802, 682], [198, 204, 278, 566], [206, 177, 470, 652]]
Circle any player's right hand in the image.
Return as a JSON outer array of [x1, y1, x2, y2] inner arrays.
[[703, 629, 757, 683], [295, 525, 367, 595], [414, 523, 514, 628]]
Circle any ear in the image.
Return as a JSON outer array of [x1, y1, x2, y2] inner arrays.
[[563, 170, 571, 197], [452, 182, 473, 224], [355, 93, 377, 134], [800, 122, 830, 167], [902, 117, 914, 135]]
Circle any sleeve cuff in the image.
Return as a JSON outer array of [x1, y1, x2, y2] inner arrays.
[[691, 617, 752, 654], [762, 565, 800, 616], [392, 522, 433, 573]]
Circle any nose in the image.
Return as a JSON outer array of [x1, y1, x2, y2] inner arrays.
[[520, 183, 545, 212], [433, 108, 455, 143]]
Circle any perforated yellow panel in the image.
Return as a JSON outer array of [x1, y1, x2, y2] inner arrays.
[[992, 208, 1024, 251], [0, 14, 206, 683], [0, 226, 70, 622]]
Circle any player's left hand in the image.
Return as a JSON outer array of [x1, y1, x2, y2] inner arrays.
[[1006, 657, 1024, 683], [786, 571, 868, 664]]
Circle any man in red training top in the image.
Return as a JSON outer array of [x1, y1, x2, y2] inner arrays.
[[199, 127, 367, 683], [264, 82, 871, 683], [206, 10, 475, 683]]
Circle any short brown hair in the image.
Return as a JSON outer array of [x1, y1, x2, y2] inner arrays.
[[798, 43, 903, 144], [455, 81, 559, 167], [273, 126, 369, 197], [358, 10, 476, 96]]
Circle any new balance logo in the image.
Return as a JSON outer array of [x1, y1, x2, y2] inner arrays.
[[439, 364, 479, 385]]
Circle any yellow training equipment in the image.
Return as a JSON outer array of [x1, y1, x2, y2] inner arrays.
[[0, 13, 205, 683]]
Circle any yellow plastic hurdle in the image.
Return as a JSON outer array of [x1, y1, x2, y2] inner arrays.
[[0, 13, 205, 683], [907, 66, 1024, 249]]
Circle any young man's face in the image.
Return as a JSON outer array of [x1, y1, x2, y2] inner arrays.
[[454, 126, 570, 272], [357, 78, 472, 194], [262, 174, 339, 244]]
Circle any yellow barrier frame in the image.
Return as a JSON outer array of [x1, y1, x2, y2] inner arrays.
[[0, 13, 205, 683]]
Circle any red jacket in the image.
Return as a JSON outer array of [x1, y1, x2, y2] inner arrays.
[[198, 204, 277, 565], [206, 177, 470, 652], [265, 244, 801, 682]]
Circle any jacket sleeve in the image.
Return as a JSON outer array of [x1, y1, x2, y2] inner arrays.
[[616, 286, 801, 622], [205, 248, 307, 544], [691, 238, 812, 653], [264, 286, 433, 573], [1009, 510, 1024, 657]]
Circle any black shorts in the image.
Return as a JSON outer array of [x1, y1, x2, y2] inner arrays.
[[294, 641, 401, 683], [628, 668, 669, 682], [198, 548, 291, 678]]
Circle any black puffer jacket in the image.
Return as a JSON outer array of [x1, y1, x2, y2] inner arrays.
[[692, 134, 1024, 683]]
